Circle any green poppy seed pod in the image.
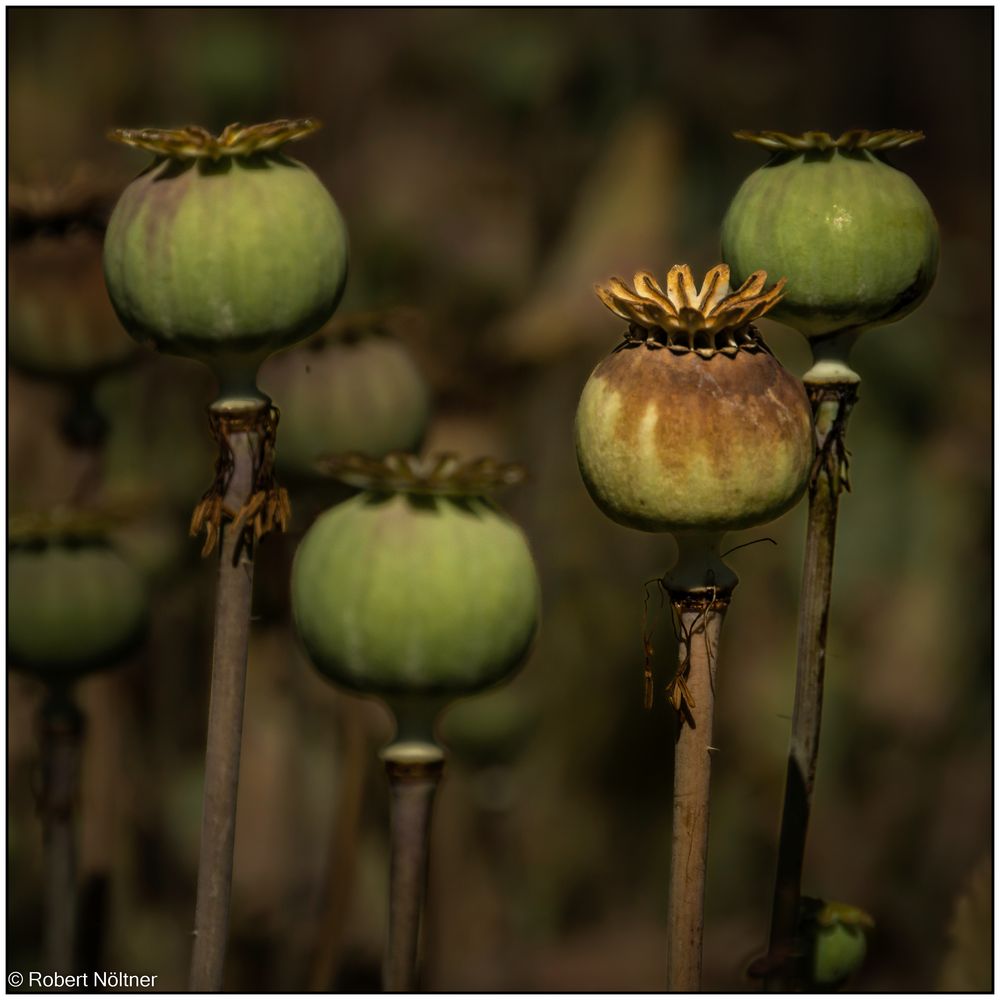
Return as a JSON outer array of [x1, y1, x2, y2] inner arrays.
[[291, 454, 540, 703], [439, 687, 538, 768], [575, 265, 813, 535], [259, 316, 431, 480], [9, 524, 149, 677], [103, 119, 349, 397], [722, 129, 939, 339], [11, 229, 136, 380]]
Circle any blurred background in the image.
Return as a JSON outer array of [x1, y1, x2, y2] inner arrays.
[[7, 8, 991, 992]]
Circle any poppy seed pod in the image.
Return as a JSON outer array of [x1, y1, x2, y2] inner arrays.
[[259, 316, 431, 480], [439, 686, 538, 768], [103, 119, 349, 397], [575, 265, 813, 535], [11, 228, 136, 381], [9, 521, 148, 677], [722, 130, 939, 339], [291, 454, 540, 705]]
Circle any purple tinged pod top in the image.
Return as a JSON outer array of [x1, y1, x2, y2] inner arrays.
[[102, 119, 349, 400]]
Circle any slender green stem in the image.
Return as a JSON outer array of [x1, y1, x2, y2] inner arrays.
[[762, 378, 859, 991], [39, 684, 84, 973], [665, 586, 731, 991], [189, 400, 267, 991], [382, 743, 445, 992]]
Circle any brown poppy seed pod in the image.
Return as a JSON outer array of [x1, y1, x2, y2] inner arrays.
[[575, 264, 814, 536]]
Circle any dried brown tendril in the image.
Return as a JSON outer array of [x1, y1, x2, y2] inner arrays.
[[808, 383, 860, 496], [733, 129, 924, 152], [190, 404, 291, 559], [317, 452, 526, 497], [666, 589, 732, 732], [108, 118, 321, 161], [640, 578, 734, 728], [597, 264, 784, 357]]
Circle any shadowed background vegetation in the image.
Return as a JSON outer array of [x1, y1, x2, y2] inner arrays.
[[8, 8, 990, 991]]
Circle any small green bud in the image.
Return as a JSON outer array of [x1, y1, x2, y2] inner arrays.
[[805, 898, 875, 988]]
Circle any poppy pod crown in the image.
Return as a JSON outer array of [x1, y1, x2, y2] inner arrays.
[[108, 118, 322, 159], [597, 263, 785, 354]]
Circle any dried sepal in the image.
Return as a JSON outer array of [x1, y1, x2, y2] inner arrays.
[[317, 451, 526, 497], [189, 495, 223, 558], [190, 403, 291, 558], [666, 668, 697, 729], [109, 118, 321, 161], [733, 129, 924, 152], [232, 486, 291, 544], [596, 264, 785, 355]]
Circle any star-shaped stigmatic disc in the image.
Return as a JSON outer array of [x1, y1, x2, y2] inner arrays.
[[596, 264, 785, 357]]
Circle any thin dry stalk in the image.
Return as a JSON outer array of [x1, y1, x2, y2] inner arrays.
[[59, 385, 108, 507], [308, 698, 370, 990], [762, 380, 858, 990], [78, 673, 125, 972], [383, 753, 445, 992], [39, 685, 84, 973], [189, 399, 269, 991], [665, 589, 731, 991]]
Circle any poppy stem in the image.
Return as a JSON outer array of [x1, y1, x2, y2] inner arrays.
[[308, 697, 370, 990], [382, 744, 445, 992], [39, 684, 84, 974], [762, 376, 858, 990], [189, 398, 270, 991], [664, 584, 732, 991]]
